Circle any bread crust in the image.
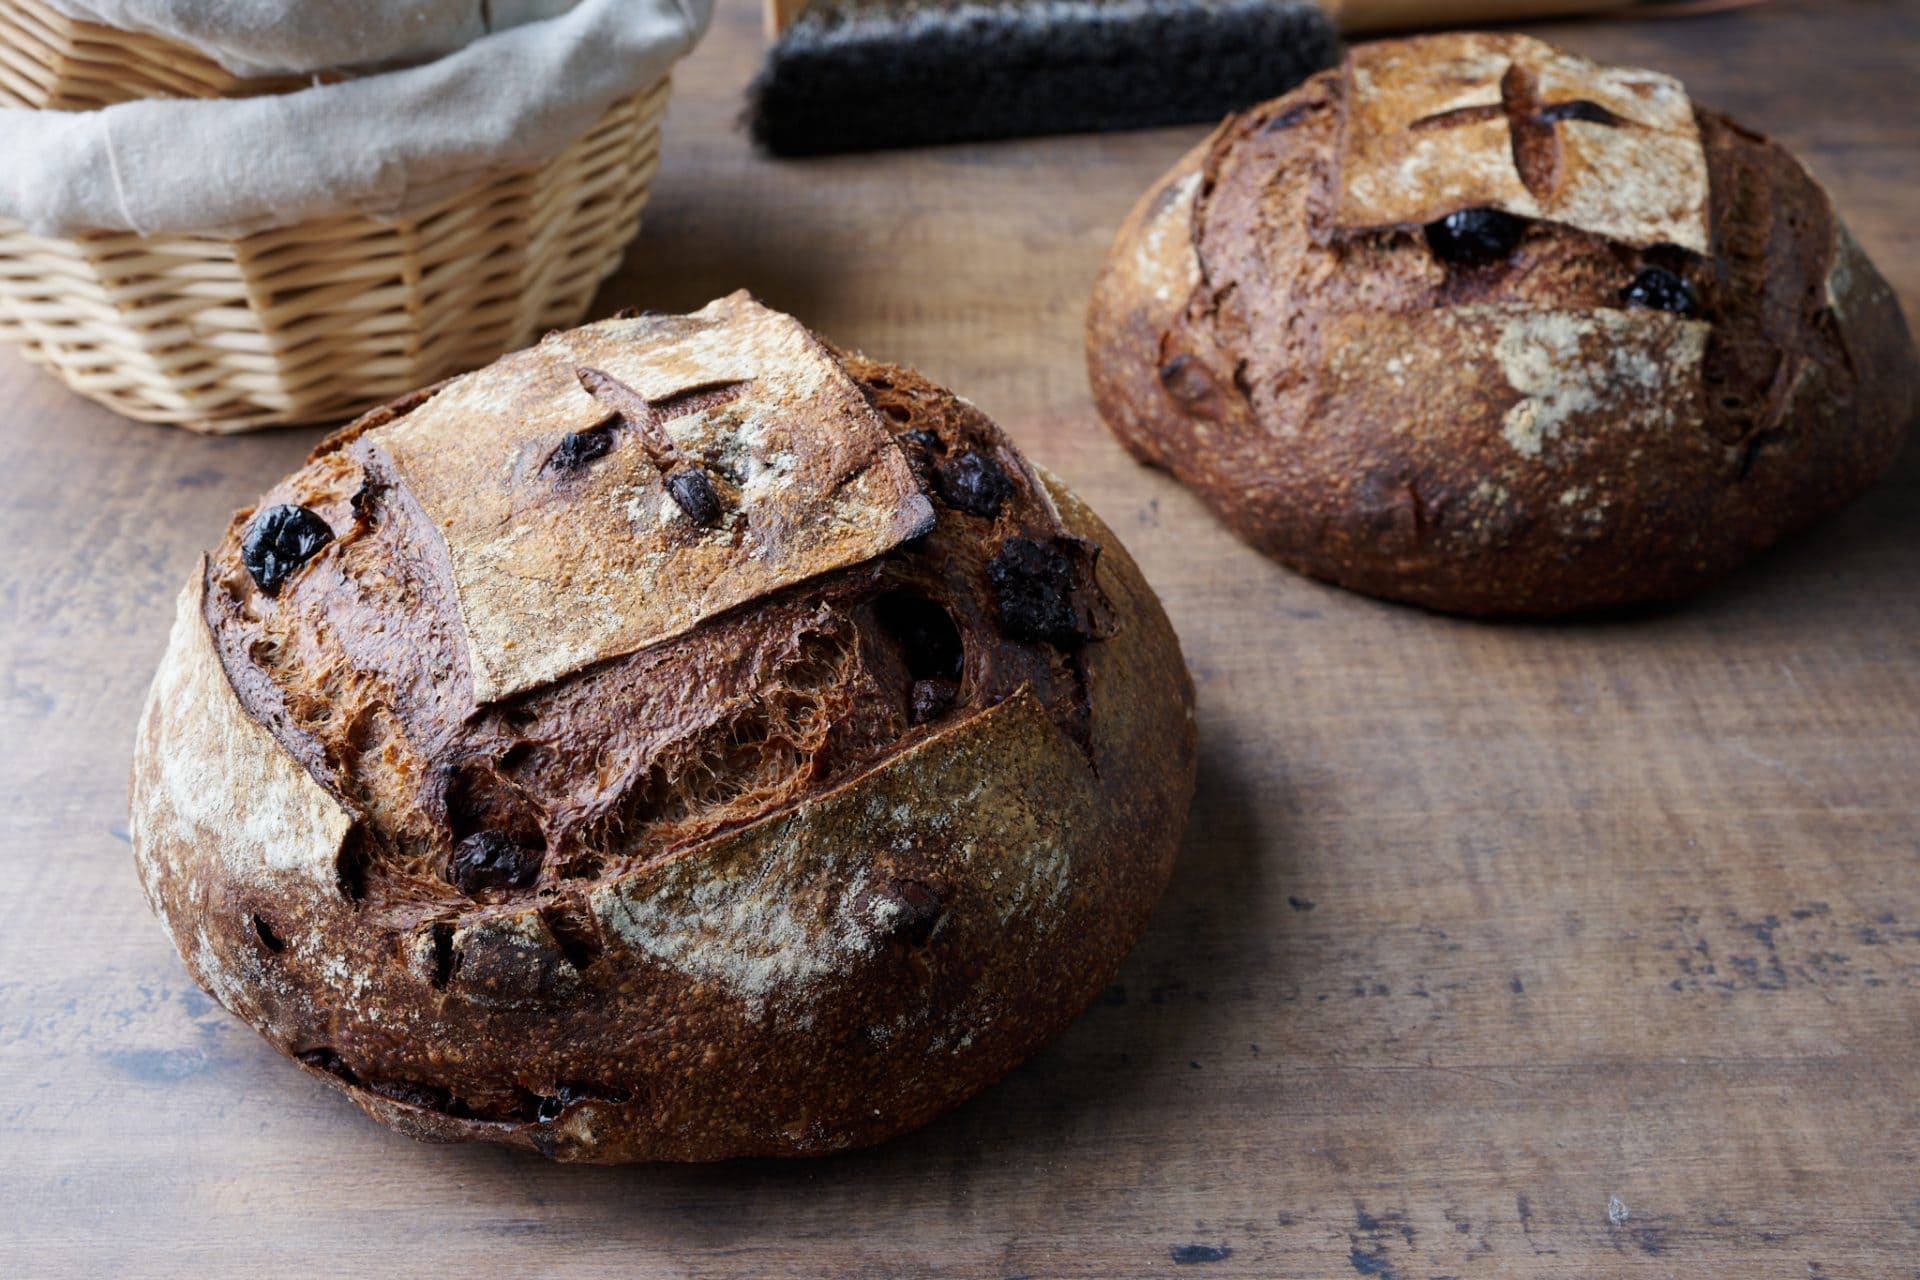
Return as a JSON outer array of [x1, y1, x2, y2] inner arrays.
[[131, 296, 1196, 1162], [1087, 33, 1919, 616]]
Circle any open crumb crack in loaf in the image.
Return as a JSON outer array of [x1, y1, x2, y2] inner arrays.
[[130, 291, 1197, 1162], [1087, 32, 1919, 617]]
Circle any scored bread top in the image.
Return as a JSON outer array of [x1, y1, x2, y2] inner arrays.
[[373, 295, 934, 705], [190, 297, 1114, 917], [1337, 33, 1709, 252], [1085, 33, 1917, 616]]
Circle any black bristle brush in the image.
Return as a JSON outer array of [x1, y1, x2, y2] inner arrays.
[[747, 0, 1758, 156], [750, 0, 1340, 155]]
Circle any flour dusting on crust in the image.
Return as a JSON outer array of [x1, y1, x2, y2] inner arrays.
[[1486, 308, 1708, 458], [1137, 170, 1204, 306], [131, 567, 350, 895], [1338, 33, 1709, 251], [374, 292, 935, 706], [592, 687, 1096, 1020]]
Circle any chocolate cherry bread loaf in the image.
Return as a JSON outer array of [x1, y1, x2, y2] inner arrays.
[[1087, 33, 1918, 616], [131, 293, 1196, 1162]]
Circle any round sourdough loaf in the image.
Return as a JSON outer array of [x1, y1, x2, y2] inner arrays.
[[1087, 33, 1918, 616], [131, 293, 1196, 1162]]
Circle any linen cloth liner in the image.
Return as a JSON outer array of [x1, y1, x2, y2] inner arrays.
[[0, 0, 712, 236], [35, 0, 592, 77]]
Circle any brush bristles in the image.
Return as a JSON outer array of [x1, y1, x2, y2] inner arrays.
[[748, 0, 1342, 155]]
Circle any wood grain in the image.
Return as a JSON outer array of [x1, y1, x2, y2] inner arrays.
[[2, 0, 1916, 1274]]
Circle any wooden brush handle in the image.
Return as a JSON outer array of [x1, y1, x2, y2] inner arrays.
[[766, 0, 807, 39], [1333, 0, 1655, 32], [764, 0, 1745, 42]]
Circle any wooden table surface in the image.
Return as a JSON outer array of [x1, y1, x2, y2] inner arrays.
[[4, 1, 1917, 1275]]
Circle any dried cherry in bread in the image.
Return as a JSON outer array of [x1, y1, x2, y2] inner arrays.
[[241, 505, 332, 597]]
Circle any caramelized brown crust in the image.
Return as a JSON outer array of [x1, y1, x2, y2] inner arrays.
[[201, 351, 1101, 908], [1087, 35, 1918, 616], [131, 298, 1197, 1161]]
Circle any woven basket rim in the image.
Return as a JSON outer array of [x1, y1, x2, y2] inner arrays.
[[0, 76, 672, 430], [0, 0, 709, 238], [0, 72, 672, 243], [0, 0, 357, 109]]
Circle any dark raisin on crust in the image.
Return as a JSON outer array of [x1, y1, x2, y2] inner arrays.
[[665, 469, 724, 525], [1424, 207, 1527, 266], [1622, 266, 1698, 315], [933, 451, 1015, 518], [448, 831, 544, 897], [545, 427, 615, 472], [988, 537, 1099, 648], [893, 428, 945, 489], [241, 505, 333, 597], [349, 475, 381, 521]]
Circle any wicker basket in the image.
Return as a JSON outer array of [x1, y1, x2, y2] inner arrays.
[[0, 0, 689, 432], [0, 73, 673, 432], [0, 0, 338, 109]]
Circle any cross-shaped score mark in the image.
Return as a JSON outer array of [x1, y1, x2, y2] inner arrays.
[[1408, 63, 1634, 202], [572, 368, 753, 524], [575, 369, 751, 464], [1337, 35, 1711, 264]]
